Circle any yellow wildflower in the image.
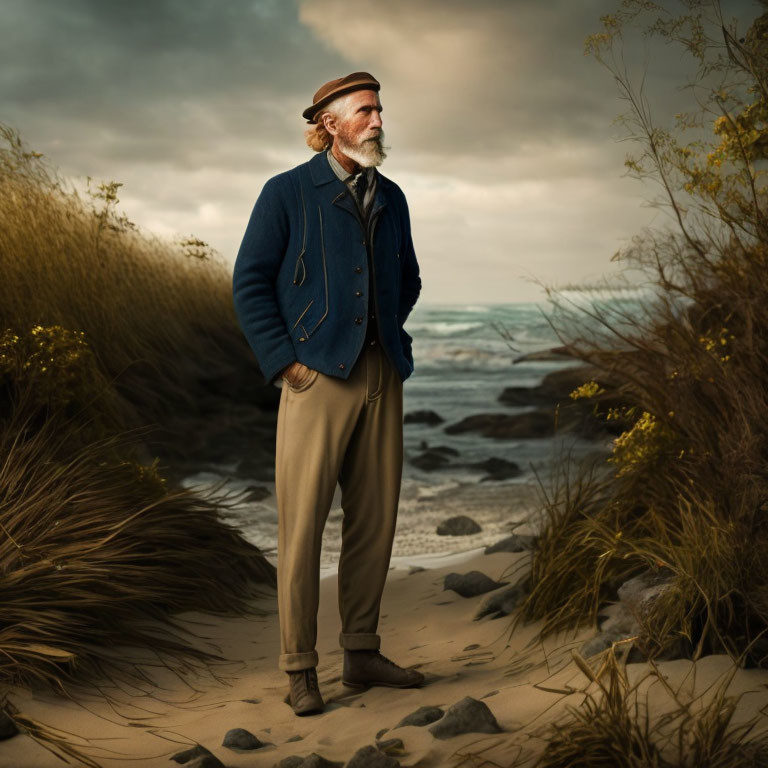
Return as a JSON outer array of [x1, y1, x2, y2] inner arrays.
[[570, 380, 604, 400]]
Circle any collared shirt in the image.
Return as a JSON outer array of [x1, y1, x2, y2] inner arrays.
[[326, 148, 377, 216]]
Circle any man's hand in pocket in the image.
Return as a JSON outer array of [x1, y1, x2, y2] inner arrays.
[[281, 361, 313, 387]]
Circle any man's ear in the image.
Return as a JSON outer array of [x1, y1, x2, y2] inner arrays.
[[322, 113, 337, 136]]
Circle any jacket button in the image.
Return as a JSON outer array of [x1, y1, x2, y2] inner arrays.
[[354, 266, 362, 273], [355, 290, 362, 297], [339, 363, 345, 370], [298, 336, 306, 342], [362, 240, 366, 246], [355, 316, 363, 324]]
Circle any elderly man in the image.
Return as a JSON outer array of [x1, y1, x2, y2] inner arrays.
[[232, 71, 423, 716]]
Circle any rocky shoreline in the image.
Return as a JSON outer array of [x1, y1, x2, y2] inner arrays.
[[153, 349, 618, 493], [404, 356, 621, 482]]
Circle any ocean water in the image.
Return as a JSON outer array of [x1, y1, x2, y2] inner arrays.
[[400, 301, 588, 484], [183, 298, 636, 570]]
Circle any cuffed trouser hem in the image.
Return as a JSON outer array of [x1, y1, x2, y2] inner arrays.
[[339, 632, 381, 650], [278, 650, 319, 672]]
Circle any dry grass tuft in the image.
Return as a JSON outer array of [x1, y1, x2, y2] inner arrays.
[[0, 410, 276, 696], [0, 120, 253, 443], [533, 650, 768, 768]]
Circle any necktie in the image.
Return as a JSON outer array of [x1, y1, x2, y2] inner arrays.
[[351, 170, 368, 210]]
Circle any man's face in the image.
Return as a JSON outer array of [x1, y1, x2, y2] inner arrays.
[[332, 89, 387, 167]]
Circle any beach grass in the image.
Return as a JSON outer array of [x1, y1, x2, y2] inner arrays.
[[0, 410, 276, 696], [0, 120, 253, 444], [0, 118, 276, 760], [509, 0, 768, 670], [532, 649, 768, 768]]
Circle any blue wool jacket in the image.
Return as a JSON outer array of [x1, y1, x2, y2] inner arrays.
[[232, 151, 421, 386]]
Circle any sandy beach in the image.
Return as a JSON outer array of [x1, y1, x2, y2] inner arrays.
[[5, 510, 768, 768]]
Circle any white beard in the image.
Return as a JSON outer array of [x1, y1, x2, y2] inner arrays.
[[335, 128, 388, 168]]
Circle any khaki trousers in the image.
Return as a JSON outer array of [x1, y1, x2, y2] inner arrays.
[[275, 340, 404, 672]]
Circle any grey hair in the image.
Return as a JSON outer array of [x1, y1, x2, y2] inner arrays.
[[303, 92, 357, 152]]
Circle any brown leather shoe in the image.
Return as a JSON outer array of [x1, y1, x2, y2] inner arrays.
[[342, 649, 425, 689], [285, 667, 324, 715]]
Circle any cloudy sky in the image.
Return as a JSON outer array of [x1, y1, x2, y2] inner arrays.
[[1, 0, 761, 303]]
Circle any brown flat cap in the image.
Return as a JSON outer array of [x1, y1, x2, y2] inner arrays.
[[302, 71, 380, 123]]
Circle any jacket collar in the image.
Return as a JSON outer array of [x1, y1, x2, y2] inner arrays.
[[307, 150, 390, 224], [308, 149, 339, 186]]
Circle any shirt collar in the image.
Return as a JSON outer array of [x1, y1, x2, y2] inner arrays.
[[326, 148, 374, 184]]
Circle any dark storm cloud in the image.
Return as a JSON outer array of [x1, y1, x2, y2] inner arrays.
[[0, 0, 342, 174]]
